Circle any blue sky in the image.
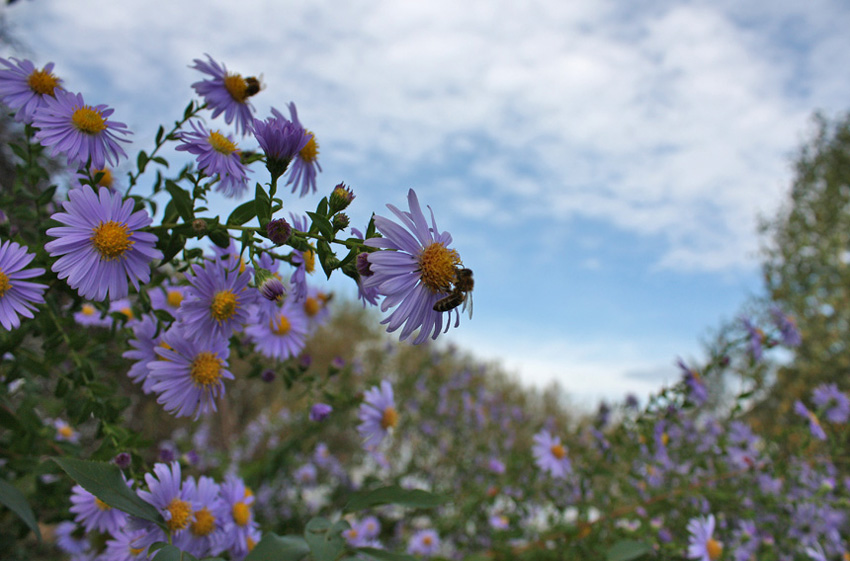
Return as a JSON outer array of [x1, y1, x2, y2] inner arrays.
[[5, 0, 850, 405]]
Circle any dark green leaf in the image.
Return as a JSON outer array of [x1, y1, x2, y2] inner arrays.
[[149, 543, 199, 561], [356, 548, 417, 561], [605, 540, 652, 561], [227, 201, 257, 226], [137, 150, 149, 174], [165, 180, 194, 223], [52, 457, 165, 529], [160, 233, 186, 267], [208, 228, 231, 249], [255, 183, 271, 227], [37, 185, 57, 205], [306, 212, 334, 241], [304, 517, 348, 561], [0, 478, 42, 542], [344, 486, 447, 512], [155, 125, 165, 145], [152, 156, 170, 168], [245, 533, 310, 561]]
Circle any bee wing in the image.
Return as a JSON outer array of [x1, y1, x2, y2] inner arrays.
[[463, 292, 473, 319]]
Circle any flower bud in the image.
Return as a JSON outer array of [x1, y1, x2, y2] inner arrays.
[[329, 182, 355, 213], [259, 276, 286, 302], [192, 218, 208, 235], [266, 217, 292, 245], [356, 252, 373, 278], [332, 213, 350, 231]]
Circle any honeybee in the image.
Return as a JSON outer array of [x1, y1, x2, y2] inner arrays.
[[433, 267, 474, 318], [245, 76, 262, 97]]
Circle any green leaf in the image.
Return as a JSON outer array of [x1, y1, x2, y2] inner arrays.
[[605, 540, 652, 561], [356, 548, 417, 561], [160, 233, 186, 267], [208, 228, 231, 249], [306, 212, 334, 241], [137, 150, 149, 174], [228, 200, 258, 226], [149, 543, 199, 561], [304, 517, 348, 561], [155, 125, 165, 145], [245, 533, 310, 561], [255, 183, 272, 227], [343, 486, 447, 512], [37, 184, 57, 205], [165, 180, 195, 223], [0, 477, 42, 542], [52, 457, 165, 529]]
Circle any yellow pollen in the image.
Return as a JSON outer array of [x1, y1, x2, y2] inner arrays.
[[129, 546, 145, 556], [210, 290, 238, 322], [418, 243, 461, 292], [303, 250, 315, 274], [191, 507, 216, 537], [91, 221, 133, 260], [95, 497, 111, 511], [270, 314, 291, 335], [27, 68, 60, 96], [808, 411, 822, 428], [120, 307, 134, 320], [550, 444, 566, 460], [232, 501, 250, 527], [166, 290, 183, 309], [224, 73, 249, 102], [381, 406, 398, 430], [238, 257, 247, 274], [706, 538, 722, 560], [247, 535, 256, 551], [423, 536, 433, 546], [58, 425, 74, 438], [92, 168, 113, 188], [71, 105, 107, 135], [843, 552, 850, 561], [82, 304, 96, 316], [190, 352, 223, 387], [166, 497, 193, 532], [208, 130, 238, 155], [0, 270, 9, 297], [300, 132, 319, 162], [244, 487, 253, 499], [304, 297, 320, 317], [661, 432, 670, 446]]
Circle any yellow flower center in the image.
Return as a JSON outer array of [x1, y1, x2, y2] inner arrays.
[[270, 314, 291, 335], [232, 501, 250, 527], [27, 68, 59, 96], [166, 289, 183, 309], [423, 535, 433, 546], [166, 497, 193, 532], [93, 168, 113, 188], [303, 249, 315, 274], [550, 444, 566, 460], [418, 242, 460, 293], [81, 303, 96, 316], [247, 534, 257, 551], [91, 220, 134, 260], [71, 106, 107, 135], [58, 425, 74, 439], [224, 73, 249, 102], [0, 270, 9, 297], [95, 497, 111, 511], [210, 290, 238, 322], [129, 546, 145, 556], [208, 130, 237, 155], [190, 352, 223, 387], [706, 538, 723, 560], [120, 307, 133, 320], [304, 297, 320, 317], [191, 507, 216, 537], [244, 487, 253, 499], [381, 406, 398, 430], [661, 432, 669, 446], [300, 132, 319, 162]]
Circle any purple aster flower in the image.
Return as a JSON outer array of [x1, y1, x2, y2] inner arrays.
[[190, 54, 257, 136], [148, 325, 234, 419], [45, 186, 162, 301], [812, 383, 850, 424], [285, 102, 322, 197], [177, 119, 250, 198], [0, 57, 62, 123], [135, 462, 197, 548], [687, 514, 723, 561], [54, 521, 92, 557], [740, 317, 765, 361], [149, 282, 187, 316], [245, 299, 308, 361], [252, 108, 309, 182], [122, 314, 162, 393], [770, 307, 801, 347], [408, 529, 441, 556], [678, 358, 708, 406], [358, 380, 398, 448], [532, 429, 572, 479], [32, 89, 131, 170], [218, 474, 259, 560], [294, 463, 317, 485], [490, 514, 510, 530], [301, 287, 332, 329], [173, 476, 225, 558], [178, 258, 257, 343], [0, 239, 46, 330], [358, 516, 381, 540], [70, 482, 128, 534], [310, 403, 333, 422], [794, 400, 827, 440], [101, 528, 149, 561], [53, 418, 79, 443], [363, 189, 467, 344], [73, 302, 111, 327], [488, 457, 506, 474]]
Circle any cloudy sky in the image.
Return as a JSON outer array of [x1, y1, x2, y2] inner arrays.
[[5, 0, 850, 405]]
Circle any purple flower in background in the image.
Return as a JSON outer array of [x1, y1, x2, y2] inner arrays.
[[0, 57, 62, 123], [33, 89, 131, 169], [135, 462, 197, 547], [173, 476, 225, 558], [740, 317, 765, 361], [179, 258, 256, 343], [245, 299, 308, 361], [148, 325, 233, 419], [122, 314, 163, 393], [770, 306, 802, 347], [45, 186, 162, 301], [532, 429, 572, 479], [310, 403, 333, 422], [678, 358, 707, 406], [687, 514, 723, 561], [70, 483, 128, 535], [408, 529, 440, 556], [812, 383, 850, 424], [0, 239, 46, 330], [285, 102, 321, 196], [794, 400, 827, 440], [363, 189, 466, 344], [73, 301, 111, 328], [177, 119, 250, 198], [218, 474, 259, 559], [190, 54, 257, 136], [358, 380, 398, 448]]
